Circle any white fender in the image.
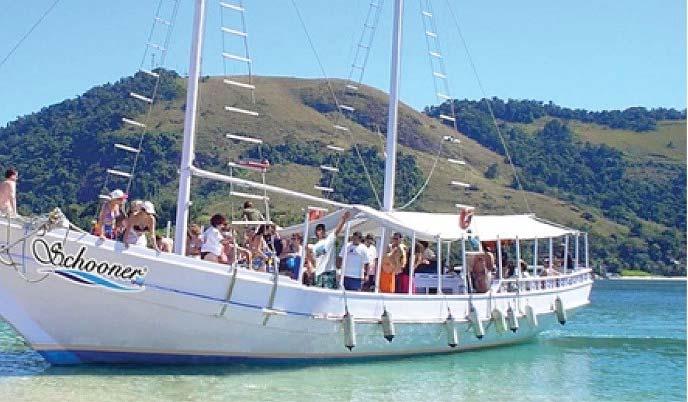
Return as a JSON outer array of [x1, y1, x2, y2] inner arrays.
[[469, 305, 485, 339], [555, 297, 567, 325], [381, 309, 395, 342], [342, 311, 356, 350], [525, 304, 538, 328], [445, 313, 459, 348], [507, 305, 519, 333], [491, 308, 507, 334]]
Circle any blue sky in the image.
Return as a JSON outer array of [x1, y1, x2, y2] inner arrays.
[[0, 0, 685, 126]]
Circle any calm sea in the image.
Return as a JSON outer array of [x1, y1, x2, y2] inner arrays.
[[0, 280, 685, 402]]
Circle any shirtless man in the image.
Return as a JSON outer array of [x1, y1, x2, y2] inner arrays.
[[0, 168, 18, 216]]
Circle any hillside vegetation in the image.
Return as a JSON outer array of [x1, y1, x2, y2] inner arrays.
[[0, 70, 684, 275]]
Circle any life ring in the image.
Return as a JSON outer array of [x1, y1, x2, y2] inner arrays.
[[459, 208, 474, 229]]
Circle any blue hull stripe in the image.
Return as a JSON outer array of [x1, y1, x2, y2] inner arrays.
[[37, 349, 430, 366]]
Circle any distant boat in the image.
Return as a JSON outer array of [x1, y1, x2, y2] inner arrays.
[[0, 0, 592, 364]]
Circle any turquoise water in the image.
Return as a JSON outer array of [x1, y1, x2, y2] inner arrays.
[[0, 280, 685, 401]]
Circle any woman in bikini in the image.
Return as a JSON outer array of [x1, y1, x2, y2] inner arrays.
[[123, 201, 158, 251]]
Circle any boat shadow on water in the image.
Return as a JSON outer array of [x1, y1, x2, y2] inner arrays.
[[0, 335, 574, 378]]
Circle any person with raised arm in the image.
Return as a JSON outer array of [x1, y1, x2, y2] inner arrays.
[[313, 210, 351, 289], [337, 231, 370, 291]]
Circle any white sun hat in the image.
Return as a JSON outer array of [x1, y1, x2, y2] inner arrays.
[[142, 201, 156, 215], [109, 189, 127, 200]]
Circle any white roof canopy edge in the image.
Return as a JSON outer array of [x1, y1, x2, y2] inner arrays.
[[280, 208, 578, 242], [190, 167, 579, 241]]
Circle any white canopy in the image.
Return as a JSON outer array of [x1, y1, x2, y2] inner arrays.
[[279, 206, 577, 241], [191, 166, 577, 241]]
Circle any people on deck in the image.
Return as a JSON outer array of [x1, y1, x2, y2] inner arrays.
[[156, 235, 173, 253], [123, 201, 158, 251], [413, 240, 436, 274], [113, 214, 127, 240], [97, 189, 126, 239], [469, 243, 496, 293], [129, 199, 144, 215], [312, 211, 351, 289], [302, 244, 316, 286], [200, 214, 229, 262], [396, 239, 414, 294], [380, 232, 407, 293], [362, 234, 378, 291], [337, 231, 370, 291], [186, 224, 203, 258], [561, 248, 574, 271], [412, 241, 427, 271], [0, 168, 18, 216], [263, 224, 283, 261], [222, 229, 252, 266], [248, 225, 269, 271], [279, 232, 303, 279], [242, 201, 264, 222]]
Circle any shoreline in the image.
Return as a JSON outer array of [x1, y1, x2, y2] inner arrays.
[[605, 276, 686, 281]]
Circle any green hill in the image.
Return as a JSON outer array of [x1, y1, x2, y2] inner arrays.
[[0, 70, 684, 275]]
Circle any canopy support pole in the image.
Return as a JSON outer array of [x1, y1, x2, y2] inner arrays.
[[462, 236, 468, 293], [497, 236, 503, 280], [408, 232, 416, 295], [584, 232, 589, 269], [574, 233, 579, 270], [549, 238, 553, 270], [516, 237, 521, 294], [445, 241, 451, 271], [564, 235, 569, 274], [297, 209, 310, 283], [436, 236, 443, 294], [533, 238, 538, 276], [375, 229, 387, 293], [339, 222, 352, 289]]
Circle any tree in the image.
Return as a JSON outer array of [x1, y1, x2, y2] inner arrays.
[[484, 163, 499, 179]]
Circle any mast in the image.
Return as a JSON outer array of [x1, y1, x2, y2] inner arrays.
[[174, 0, 207, 255], [382, 0, 403, 212]]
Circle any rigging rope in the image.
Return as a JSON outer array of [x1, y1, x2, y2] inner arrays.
[[397, 0, 455, 210], [444, 0, 532, 213], [290, 0, 383, 208], [126, 0, 181, 196], [0, 0, 62, 71]]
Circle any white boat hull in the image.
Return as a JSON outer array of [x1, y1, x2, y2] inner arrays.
[[0, 218, 592, 365]]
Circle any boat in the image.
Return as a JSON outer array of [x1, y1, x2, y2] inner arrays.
[[0, 0, 592, 365]]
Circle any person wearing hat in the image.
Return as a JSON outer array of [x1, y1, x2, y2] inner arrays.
[[123, 200, 159, 251], [97, 189, 127, 239]]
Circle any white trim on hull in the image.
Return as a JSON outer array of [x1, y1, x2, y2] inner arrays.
[[0, 220, 592, 365]]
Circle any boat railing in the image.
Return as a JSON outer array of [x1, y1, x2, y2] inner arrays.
[[494, 268, 592, 294]]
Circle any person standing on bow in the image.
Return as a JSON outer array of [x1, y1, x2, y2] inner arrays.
[[312, 210, 351, 289], [0, 168, 18, 216], [337, 231, 370, 291]]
